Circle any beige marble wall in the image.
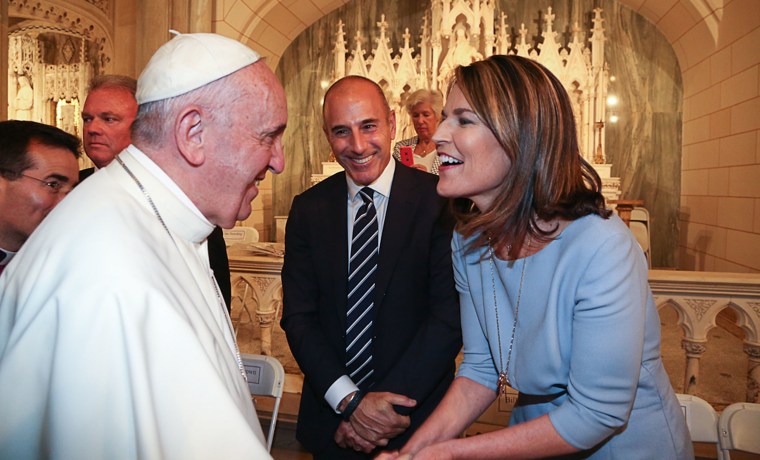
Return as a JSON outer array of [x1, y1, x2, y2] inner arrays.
[[678, 0, 760, 273], [112, 0, 138, 76]]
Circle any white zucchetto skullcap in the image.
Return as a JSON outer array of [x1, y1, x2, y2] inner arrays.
[[136, 31, 261, 104]]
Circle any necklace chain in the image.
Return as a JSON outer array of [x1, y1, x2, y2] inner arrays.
[[488, 241, 527, 398], [116, 156, 247, 382], [416, 140, 435, 155]]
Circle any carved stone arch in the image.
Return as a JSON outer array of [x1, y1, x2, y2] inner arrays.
[[442, 5, 475, 39], [655, 297, 695, 338], [723, 300, 760, 344]]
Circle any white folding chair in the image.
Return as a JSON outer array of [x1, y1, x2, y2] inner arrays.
[[241, 353, 285, 453], [676, 394, 721, 459], [718, 402, 760, 459], [629, 207, 651, 268]]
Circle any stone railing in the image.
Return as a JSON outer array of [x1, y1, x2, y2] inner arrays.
[[228, 246, 760, 404], [227, 244, 284, 356], [649, 270, 760, 403]]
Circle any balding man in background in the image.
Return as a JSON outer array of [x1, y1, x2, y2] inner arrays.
[[80, 73, 232, 307], [0, 33, 287, 459], [79, 74, 138, 180]]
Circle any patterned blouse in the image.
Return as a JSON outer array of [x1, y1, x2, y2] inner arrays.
[[392, 136, 440, 175]]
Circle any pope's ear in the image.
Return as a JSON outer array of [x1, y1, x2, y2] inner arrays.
[[175, 106, 206, 166]]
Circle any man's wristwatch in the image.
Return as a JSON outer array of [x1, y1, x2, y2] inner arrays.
[[340, 390, 364, 421]]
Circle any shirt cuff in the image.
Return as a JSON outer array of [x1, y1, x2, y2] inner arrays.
[[325, 375, 359, 413]]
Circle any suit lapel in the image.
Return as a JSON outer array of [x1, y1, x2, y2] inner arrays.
[[374, 165, 422, 309], [319, 175, 350, 331]]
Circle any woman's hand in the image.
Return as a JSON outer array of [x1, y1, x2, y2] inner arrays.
[[412, 164, 429, 172], [374, 450, 417, 460]]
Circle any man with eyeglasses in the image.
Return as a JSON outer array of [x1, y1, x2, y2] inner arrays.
[[0, 120, 80, 275]]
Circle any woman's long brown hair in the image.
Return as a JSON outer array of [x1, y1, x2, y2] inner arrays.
[[450, 55, 610, 257]]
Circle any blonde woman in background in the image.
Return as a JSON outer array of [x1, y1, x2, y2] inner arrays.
[[393, 89, 443, 174]]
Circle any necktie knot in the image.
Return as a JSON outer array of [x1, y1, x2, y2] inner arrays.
[[359, 187, 374, 205]]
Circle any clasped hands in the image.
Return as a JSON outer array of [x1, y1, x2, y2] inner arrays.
[[334, 391, 416, 453]]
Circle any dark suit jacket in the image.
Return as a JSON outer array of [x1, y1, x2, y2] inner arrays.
[[78, 167, 232, 309], [281, 161, 461, 455], [79, 167, 95, 182]]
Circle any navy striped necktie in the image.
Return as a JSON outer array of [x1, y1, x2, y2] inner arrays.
[[345, 187, 379, 389]]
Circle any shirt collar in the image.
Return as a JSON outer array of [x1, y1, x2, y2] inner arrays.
[[114, 146, 215, 243], [346, 157, 395, 201]]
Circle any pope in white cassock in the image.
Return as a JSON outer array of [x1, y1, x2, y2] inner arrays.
[[0, 33, 287, 459]]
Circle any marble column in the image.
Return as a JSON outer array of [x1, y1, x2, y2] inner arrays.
[[1, 0, 8, 120], [682, 339, 707, 395], [745, 343, 760, 403], [113, 0, 138, 76], [134, 0, 211, 72], [135, 0, 171, 73], [172, 0, 212, 33]]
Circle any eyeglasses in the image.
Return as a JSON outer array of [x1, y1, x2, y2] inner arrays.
[[14, 173, 74, 195]]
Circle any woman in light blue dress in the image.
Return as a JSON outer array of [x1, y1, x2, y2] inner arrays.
[[379, 55, 692, 459]]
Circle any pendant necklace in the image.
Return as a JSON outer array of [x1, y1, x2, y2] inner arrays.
[[416, 140, 435, 156], [116, 156, 248, 382], [488, 241, 527, 397]]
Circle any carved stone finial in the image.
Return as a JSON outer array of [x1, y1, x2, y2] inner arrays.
[[545, 6, 556, 33]]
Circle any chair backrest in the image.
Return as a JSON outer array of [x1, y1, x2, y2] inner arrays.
[[676, 394, 720, 447], [718, 402, 760, 459], [241, 353, 285, 452], [223, 226, 259, 245], [630, 207, 650, 224], [629, 206, 651, 268]]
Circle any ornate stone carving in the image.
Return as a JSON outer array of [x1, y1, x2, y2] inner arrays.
[[253, 276, 273, 293], [745, 344, 760, 360], [228, 253, 284, 357], [44, 63, 85, 100], [9, 0, 112, 69], [85, 0, 110, 16], [8, 33, 37, 76], [681, 339, 707, 356], [684, 298, 715, 321], [749, 301, 760, 317], [333, 3, 618, 199]]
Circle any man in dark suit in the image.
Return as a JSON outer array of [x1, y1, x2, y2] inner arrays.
[[79, 75, 232, 307], [281, 76, 461, 459]]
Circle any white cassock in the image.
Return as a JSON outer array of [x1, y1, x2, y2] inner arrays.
[[0, 146, 271, 459]]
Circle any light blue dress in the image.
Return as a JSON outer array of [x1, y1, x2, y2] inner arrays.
[[454, 214, 693, 459]]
